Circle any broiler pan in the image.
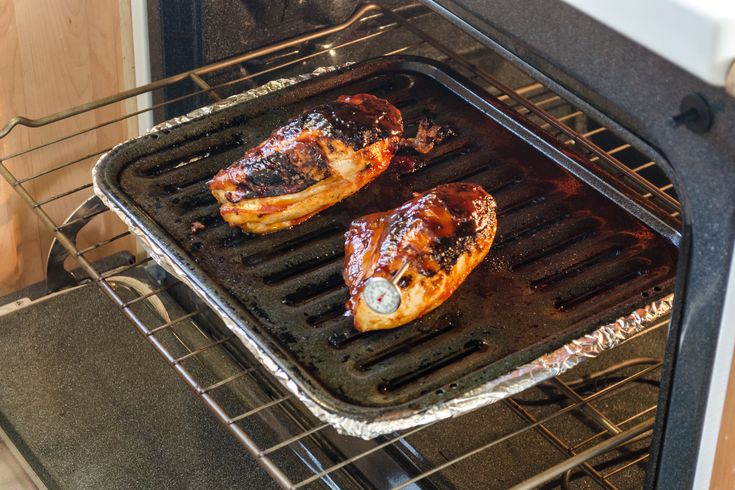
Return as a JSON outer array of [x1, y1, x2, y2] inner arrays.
[[93, 56, 678, 437]]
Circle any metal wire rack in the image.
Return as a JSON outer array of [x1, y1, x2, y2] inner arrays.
[[0, 3, 679, 489]]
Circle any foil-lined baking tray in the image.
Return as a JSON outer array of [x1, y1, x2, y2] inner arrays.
[[93, 57, 678, 439]]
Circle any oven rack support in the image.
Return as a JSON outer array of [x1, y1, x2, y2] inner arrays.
[[0, 3, 678, 488]]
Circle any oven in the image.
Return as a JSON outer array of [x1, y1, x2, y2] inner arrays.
[[0, 1, 733, 489]]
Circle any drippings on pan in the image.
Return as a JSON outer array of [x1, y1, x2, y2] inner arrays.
[[399, 117, 454, 155], [190, 221, 205, 234], [394, 118, 455, 174], [344, 182, 497, 332]]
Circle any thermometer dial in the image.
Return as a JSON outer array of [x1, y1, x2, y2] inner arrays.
[[362, 277, 402, 314]]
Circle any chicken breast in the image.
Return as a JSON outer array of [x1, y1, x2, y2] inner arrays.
[[208, 94, 402, 234], [344, 183, 497, 332]]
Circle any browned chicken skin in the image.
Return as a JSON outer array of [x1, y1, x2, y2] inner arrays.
[[344, 183, 497, 332], [209, 94, 403, 234]]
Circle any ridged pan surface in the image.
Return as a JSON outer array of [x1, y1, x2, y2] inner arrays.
[[96, 57, 678, 416]]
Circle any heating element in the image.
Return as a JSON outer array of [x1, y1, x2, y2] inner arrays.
[[0, 3, 684, 488]]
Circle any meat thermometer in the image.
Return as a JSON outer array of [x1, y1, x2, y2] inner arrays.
[[362, 263, 410, 314]]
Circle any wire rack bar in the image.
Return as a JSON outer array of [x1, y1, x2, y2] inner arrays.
[[573, 405, 658, 452], [15, 146, 113, 184], [145, 310, 202, 336], [122, 283, 179, 307], [190, 73, 222, 102], [0, 168, 295, 485], [0, 3, 383, 141], [389, 360, 663, 490], [229, 396, 294, 424], [57, 208, 110, 230], [0, 19, 398, 170], [293, 424, 436, 488], [33, 183, 93, 207], [101, 256, 154, 278], [603, 453, 651, 479], [261, 423, 332, 456], [200, 368, 257, 394], [172, 336, 235, 364], [378, 6, 681, 221], [504, 397, 616, 490], [551, 377, 623, 436], [76, 230, 131, 256], [510, 419, 655, 490]]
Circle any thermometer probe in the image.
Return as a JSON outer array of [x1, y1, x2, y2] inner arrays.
[[362, 262, 410, 314]]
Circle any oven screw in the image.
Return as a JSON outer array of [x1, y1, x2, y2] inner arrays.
[[671, 93, 713, 133]]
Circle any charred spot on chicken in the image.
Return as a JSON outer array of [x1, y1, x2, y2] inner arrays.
[[209, 94, 403, 234]]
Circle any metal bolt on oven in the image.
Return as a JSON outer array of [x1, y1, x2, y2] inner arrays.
[[2, 2, 733, 489]]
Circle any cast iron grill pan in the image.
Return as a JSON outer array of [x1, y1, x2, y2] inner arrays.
[[96, 57, 678, 418]]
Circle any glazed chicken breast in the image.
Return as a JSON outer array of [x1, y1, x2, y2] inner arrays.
[[209, 94, 402, 234], [344, 183, 497, 332]]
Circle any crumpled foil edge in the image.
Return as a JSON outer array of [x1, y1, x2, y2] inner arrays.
[[92, 67, 674, 440], [147, 65, 347, 134]]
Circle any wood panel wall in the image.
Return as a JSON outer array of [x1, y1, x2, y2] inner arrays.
[[711, 352, 735, 488], [0, 0, 137, 296]]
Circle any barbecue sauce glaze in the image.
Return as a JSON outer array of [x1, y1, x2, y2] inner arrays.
[[344, 183, 497, 332]]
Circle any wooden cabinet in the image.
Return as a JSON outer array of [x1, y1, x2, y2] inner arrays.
[[0, 0, 136, 295], [711, 354, 735, 488]]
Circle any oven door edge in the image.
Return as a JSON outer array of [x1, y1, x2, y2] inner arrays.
[[417, 1, 735, 488]]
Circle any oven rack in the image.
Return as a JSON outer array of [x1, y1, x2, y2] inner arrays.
[[0, 3, 679, 489]]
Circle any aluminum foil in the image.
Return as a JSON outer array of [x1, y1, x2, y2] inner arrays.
[[93, 67, 674, 440], [147, 65, 346, 134]]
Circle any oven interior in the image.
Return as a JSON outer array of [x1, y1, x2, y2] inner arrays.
[[0, 3, 684, 489]]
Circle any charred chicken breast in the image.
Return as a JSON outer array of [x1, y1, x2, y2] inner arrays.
[[209, 94, 402, 234], [344, 183, 497, 332]]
